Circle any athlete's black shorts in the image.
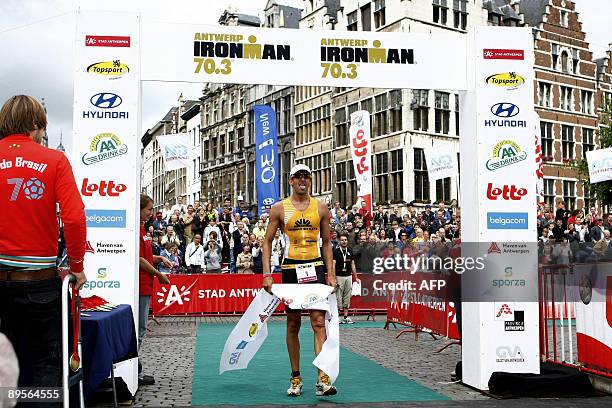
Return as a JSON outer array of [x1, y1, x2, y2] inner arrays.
[[281, 258, 326, 313]]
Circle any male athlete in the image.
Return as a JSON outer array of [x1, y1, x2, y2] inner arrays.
[[263, 164, 337, 397]]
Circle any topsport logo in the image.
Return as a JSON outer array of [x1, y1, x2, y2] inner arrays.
[[87, 60, 129, 79], [485, 72, 525, 90]]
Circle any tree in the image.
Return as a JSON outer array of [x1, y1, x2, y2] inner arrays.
[[573, 101, 612, 210]]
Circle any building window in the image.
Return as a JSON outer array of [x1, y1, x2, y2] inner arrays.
[[551, 44, 559, 69], [237, 128, 244, 151], [374, 0, 386, 29], [452, 0, 467, 30], [203, 140, 209, 162], [560, 10, 569, 28], [543, 179, 555, 209], [561, 125, 574, 161], [433, 0, 448, 25], [374, 93, 388, 137], [572, 48, 579, 74], [335, 108, 348, 147], [361, 3, 372, 31], [540, 122, 553, 160], [582, 128, 595, 158], [347, 11, 358, 31], [413, 90, 429, 131], [389, 90, 402, 133], [374, 153, 389, 203], [219, 133, 226, 156], [390, 149, 403, 202], [583, 186, 592, 211], [538, 82, 551, 107], [436, 178, 451, 203], [603, 91, 612, 110], [228, 130, 234, 154], [414, 148, 430, 202], [581, 90, 593, 114], [434, 91, 450, 134], [563, 180, 576, 211], [560, 51, 569, 73], [560, 86, 572, 111], [455, 95, 460, 136]]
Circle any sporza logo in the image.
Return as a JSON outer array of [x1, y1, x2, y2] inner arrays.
[[82, 133, 128, 165], [87, 60, 129, 79], [85, 209, 126, 228], [486, 140, 527, 171], [485, 72, 525, 90], [485, 101, 526, 128], [487, 212, 528, 230], [83, 267, 121, 289]]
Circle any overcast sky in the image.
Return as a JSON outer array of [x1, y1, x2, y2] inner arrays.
[[0, 0, 609, 153]]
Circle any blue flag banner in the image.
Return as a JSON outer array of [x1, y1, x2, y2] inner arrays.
[[254, 105, 279, 215]]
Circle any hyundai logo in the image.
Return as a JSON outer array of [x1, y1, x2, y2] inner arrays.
[[262, 198, 275, 205], [90, 92, 122, 109], [491, 102, 519, 118]]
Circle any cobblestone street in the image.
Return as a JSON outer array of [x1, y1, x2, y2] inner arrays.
[[95, 315, 612, 408]]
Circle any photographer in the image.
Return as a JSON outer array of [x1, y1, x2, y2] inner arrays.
[[203, 238, 222, 274]]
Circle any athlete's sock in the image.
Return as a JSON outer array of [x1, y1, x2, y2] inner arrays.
[[292, 371, 301, 378]]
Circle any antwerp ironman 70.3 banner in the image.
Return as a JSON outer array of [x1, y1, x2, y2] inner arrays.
[[72, 10, 140, 394], [140, 22, 468, 89]]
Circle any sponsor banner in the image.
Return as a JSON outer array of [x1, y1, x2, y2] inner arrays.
[[140, 22, 467, 89], [425, 148, 458, 182], [151, 273, 387, 315], [386, 272, 460, 340], [349, 111, 372, 212], [157, 133, 192, 171], [254, 105, 279, 214], [483, 49, 524, 60], [72, 10, 140, 395], [586, 147, 612, 184]]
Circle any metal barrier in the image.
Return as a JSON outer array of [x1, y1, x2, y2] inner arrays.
[[539, 261, 612, 379], [61, 274, 84, 408]]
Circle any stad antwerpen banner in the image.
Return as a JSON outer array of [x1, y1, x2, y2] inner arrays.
[[141, 22, 467, 89]]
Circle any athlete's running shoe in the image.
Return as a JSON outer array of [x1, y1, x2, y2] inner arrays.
[[315, 374, 337, 396], [287, 376, 303, 397], [343, 317, 355, 324]]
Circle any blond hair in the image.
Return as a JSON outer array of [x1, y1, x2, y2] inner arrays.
[[0, 95, 47, 138]]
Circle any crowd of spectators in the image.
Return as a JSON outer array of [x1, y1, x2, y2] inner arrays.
[[143, 195, 611, 274]]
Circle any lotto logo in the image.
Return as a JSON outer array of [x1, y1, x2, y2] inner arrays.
[[81, 178, 127, 197]]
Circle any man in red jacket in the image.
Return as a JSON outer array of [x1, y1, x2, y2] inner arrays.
[[0, 95, 87, 390]]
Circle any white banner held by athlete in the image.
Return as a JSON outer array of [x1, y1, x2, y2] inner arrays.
[[157, 133, 192, 171], [219, 289, 280, 374], [586, 147, 612, 184]]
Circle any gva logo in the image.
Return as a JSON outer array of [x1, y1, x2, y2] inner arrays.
[[495, 346, 524, 362], [157, 284, 191, 307], [81, 178, 127, 197], [164, 145, 189, 160], [591, 157, 612, 170], [430, 154, 453, 168]]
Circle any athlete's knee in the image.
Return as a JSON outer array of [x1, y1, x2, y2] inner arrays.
[[287, 315, 301, 334], [310, 316, 326, 332]]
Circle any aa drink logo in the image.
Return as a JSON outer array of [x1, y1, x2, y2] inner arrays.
[[485, 72, 525, 90], [486, 140, 527, 171], [81, 178, 127, 197], [87, 60, 129, 79], [157, 284, 192, 307], [82, 133, 128, 165]]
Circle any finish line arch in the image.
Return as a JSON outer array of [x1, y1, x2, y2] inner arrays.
[[72, 9, 538, 393]]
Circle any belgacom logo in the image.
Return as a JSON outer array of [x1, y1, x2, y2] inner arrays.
[[157, 284, 192, 307]]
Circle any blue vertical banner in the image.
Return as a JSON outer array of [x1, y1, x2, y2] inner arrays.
[[254, 105, 279, 215]]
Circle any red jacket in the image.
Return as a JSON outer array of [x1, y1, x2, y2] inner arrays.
[[0, 134, 86, 272]]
